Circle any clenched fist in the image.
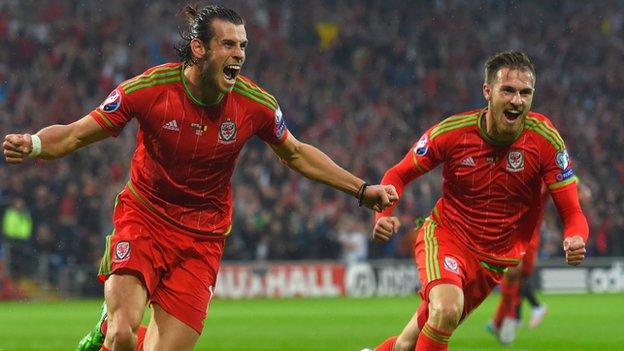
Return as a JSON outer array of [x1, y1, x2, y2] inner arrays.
[[563, 235, 586, 266], [3, 134, 34, 164], [373, 216, 401, 242]]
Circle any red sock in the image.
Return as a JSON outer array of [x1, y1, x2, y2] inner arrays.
[[493, 279, 521, 328], [135, 325, 147, 351], [374, 336, 398, 351], [416, 323, 451, 351], [99, 346, 110, 351]]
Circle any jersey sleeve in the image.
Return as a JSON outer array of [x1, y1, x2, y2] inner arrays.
[[410, 126, 445, 173], [88, 86, 134, 137], [256, 104, 289, 145], [376, 127, 443, 219], [550, 184, 589, 242], [540, 131, 577, 192]]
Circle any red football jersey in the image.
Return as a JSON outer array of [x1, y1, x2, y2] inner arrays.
[[90, 63, 288, 236], [387, 109, 578, 266]]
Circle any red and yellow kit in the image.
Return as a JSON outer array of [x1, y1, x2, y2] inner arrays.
[[380, 109, 588, 324], [90, 63, 288, 237], [92, 63, 288, 331], [380, 109, 587, 267]]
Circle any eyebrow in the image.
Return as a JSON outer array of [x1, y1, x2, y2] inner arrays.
[[222, 39, 247, 44], [501, 85, 534, 93]]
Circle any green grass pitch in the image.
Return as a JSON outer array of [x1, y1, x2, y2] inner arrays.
[[1, 293, 623, 350]]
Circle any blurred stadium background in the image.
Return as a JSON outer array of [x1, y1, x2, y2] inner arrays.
[[0, 0, 623, 350]]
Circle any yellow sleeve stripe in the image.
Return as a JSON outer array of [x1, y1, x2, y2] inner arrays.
[[548, 175, 578, 190]]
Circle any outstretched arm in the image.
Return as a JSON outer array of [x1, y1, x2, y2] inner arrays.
[[3, 115, 110, 163], [269, 133, 398, 211], [550, 183, 589, 266], [373, 150, 427, 242]]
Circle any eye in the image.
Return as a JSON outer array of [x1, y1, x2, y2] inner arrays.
[[501, 87, 515, 94]]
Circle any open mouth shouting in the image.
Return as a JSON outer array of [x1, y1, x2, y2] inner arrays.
[[223, 64, 241, 84], [503, 109, 522, 123]]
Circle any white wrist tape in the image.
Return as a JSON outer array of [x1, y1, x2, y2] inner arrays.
[[28, 134, 42, 158]]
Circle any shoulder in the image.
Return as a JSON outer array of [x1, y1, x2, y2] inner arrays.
[[524, 111, 566, 151], [429, 109, 481, 140], [231, 75, 279, 113], [118, 63, 182, 96]]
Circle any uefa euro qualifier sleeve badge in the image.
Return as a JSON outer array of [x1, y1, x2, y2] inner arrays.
[[99, 89, 122, 113]]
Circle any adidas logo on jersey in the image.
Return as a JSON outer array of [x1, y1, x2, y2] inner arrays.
[[163, 120, 180, 131], [460, 157, 476, 166]]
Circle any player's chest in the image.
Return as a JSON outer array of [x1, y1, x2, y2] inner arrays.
[[138, 100, 252, 163], [445, 142, 541, 195]]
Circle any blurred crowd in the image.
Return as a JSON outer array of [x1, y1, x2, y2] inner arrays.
[[1, 0, 623, 288]]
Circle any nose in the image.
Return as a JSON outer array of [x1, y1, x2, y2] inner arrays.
[[511, 92, 523, 105], [233, 46, 244, 61]]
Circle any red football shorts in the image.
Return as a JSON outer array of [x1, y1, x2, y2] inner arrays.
[[98, 191, 224, 333], [414, 218, 505, 327]]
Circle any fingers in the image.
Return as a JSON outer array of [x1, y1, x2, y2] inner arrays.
[[388, 217, 401, 233], [5, 134, 29, 151], [363, 184, 399, 212], [4, 135, 30, 163], [5, 134, 22, 145], [372, 217, 400, 242], [4, 150, 27, 163], [563, 236, 586, 266], [373, 229, 392, 242], [361, 185, 390, 211], [383, 185, 399, 203], [3, 139, 23, 153], [377, 218, 396, 233], [4, 157, 25, 164], [565, 247, 586, 266], [378, 189, 391, 209], [373, 222, 393, 241]]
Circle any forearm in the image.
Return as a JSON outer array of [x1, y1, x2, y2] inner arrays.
[[285, 142, 364, 197], [36, 116, 109, 160], [376, 156, 421, 219], [36, 124, 82, 159], [551, 184, 589, 242]]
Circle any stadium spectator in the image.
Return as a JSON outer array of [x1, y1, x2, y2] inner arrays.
[[336, 215, 369, 263], [1, 197, 33, 279]]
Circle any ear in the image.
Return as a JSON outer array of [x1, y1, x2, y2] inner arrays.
[[190, 38, 207, 60], [483, 83, 491, 101]]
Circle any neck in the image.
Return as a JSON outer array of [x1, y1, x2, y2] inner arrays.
[[184, 64, 224, 106], [482, 108, 518, 144]]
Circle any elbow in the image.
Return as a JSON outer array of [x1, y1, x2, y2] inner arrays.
[[283, 143, 304, 167]]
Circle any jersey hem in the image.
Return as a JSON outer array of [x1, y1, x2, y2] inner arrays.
[[125, 180, 232, 238]]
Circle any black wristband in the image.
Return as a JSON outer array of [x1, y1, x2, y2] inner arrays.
[[357, 182, 369, 207]]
